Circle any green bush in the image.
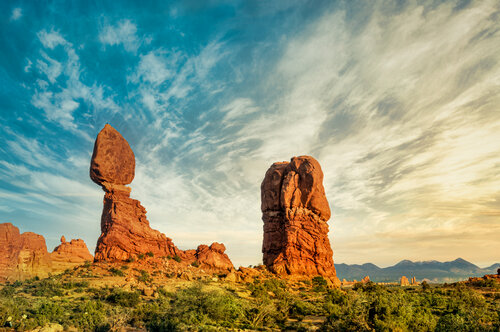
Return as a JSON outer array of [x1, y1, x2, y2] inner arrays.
[[146, 251, 154, 257], [137, 270, 151, 283], [106, 289, 140, 307], [191, 261, 200, 268], [109, 267, 125, 277], [173, 255, 181, 263]]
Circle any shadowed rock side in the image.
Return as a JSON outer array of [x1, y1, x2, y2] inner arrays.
[[0, 223, 94, 281], [90, 124, 233, 272], [261, 156, 339, 284]]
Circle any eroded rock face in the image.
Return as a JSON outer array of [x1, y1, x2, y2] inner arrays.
[[94, 188, 181, 261], [51, 237, 93, 271], [261, 156, 339, 284], [0, 223, 95, 281], [91, 124, 234, 272], [0, 223, 52, 280]]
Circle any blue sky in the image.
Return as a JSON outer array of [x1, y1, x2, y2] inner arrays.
[[1, 0, 499, 268]]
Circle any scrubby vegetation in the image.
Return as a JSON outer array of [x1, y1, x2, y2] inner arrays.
[[0, 273, 498, 331]]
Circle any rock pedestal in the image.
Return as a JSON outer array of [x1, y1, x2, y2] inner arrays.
[[261, 156, 339, 284]]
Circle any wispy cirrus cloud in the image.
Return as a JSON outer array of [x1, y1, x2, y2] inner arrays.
[[99, 19, 141, 53], [10, 7, 22, 21]]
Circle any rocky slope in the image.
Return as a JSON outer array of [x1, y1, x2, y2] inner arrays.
[[261, 156, 339, 284], [90, 124, 233, 272]]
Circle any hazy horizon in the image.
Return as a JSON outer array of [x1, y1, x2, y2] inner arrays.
[[1, 0, 499, 268]]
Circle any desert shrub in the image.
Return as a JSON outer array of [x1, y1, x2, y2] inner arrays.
[[0, 284, 16, 297], [166, 284, 243, 328], [27, 278, 64, 297], [120, 265, 129, 270], [191, 261, 200, 268], [173, 255, 181, 263], [32, 300, 65, 326], [109, 267, 125, 277], [62, 280, 89, 289], [137, 253, 145, 260], [137, 270, 151, 283], [106, 289, 140, 307], [312, 276, 328, 292], [83, 260, 92, 268], [146, 251, 154, 257], [289, 298, 316, 317]]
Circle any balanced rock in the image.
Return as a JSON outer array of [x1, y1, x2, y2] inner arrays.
[[90, 124, 135, 190], [261, 156, 339, 285], [90, 124, 234, 272], [51, 237, 93, 271]]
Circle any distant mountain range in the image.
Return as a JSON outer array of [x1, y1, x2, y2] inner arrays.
[[335, 258, 500, 283]]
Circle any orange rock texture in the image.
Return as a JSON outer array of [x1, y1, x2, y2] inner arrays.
[[0, 223, 94, 281], [0, 223, 52, 280], [51, 237, 93, 271], [91, 124, 233, 272], [400, 276, 410, 286], [261, 156, 339, 284]]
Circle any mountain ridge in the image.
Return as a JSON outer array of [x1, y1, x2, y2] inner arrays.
[[336, 258, 499, 283]]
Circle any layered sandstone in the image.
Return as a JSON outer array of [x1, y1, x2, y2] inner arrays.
[[0, 223, 52, 280], [51, 236, 93, 271], [261, 156, 339, 284], [91, 124, 233, 271], [0, 223, 93, 281]]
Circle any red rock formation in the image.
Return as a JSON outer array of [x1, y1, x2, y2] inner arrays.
[[51, 237, 93, 271], [193, 243, 233, 272], [0, 223, 95, 280], [90, 124, 135, 189], [91, 124, 234, 271], [261, 156, 339, 285], [0, 223, 52, 280], [400, 276, 410, 286], [361, 276, 370, 283]]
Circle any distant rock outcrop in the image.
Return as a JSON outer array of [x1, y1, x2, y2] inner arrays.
[[0, 223, 94, 281], [90, 124, 233, 271], [400, 276, 410, 286], [0, 223, 52, 280], [261, 156, 339, 285], [51, 237, 93, 271], [361, 276, 370, 283]]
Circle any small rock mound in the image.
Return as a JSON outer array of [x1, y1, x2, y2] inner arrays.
[[51, 237, 93, 270]]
